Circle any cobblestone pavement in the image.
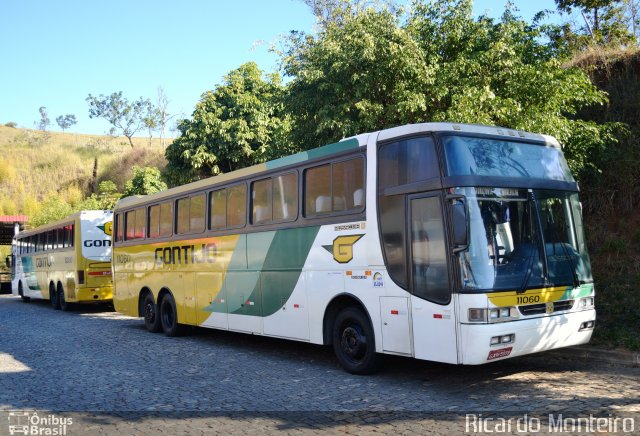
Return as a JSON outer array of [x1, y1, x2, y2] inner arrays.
[[1, 295, 638, 434]]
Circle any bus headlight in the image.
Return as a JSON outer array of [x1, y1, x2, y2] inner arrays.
[[468, 308, 487, 322], [579, 297, 594, 308]]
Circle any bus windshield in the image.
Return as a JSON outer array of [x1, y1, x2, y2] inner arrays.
[[443, 135, 574, 182], [456, 187, 592, 291]]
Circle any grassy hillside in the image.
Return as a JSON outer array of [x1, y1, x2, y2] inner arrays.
[[571, 48, 640, 350], [0, 126, 169, 218]]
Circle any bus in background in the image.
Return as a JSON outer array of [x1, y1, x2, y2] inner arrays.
[[112, 123, 595, 374], [11, 210, 113, 310]]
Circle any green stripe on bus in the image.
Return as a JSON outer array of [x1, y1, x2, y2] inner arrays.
[[265, 138, 360, 170]]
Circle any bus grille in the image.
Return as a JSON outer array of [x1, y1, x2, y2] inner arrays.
[[518, 300, 575, 316]]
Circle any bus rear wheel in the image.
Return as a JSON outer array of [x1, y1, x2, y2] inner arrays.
[[332, 307, 381, 375], [160, 293, 184, 337], [58, 284, 71, 312], [50, 283, 60, 310], [142, 292, 162, 333]]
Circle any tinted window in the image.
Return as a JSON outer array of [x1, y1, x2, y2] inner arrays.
[[273, 173, 297, 221], [125, 211, 136, 240], [333, 158, 364, 211], [209, 189, 227, 230], [177, 198, 190, 234], [305, 157, 364, 217], [379, 195, 407, 288], [149, 205, 161, 238], [159, 202, 173, 237], [190, 194, 206, 233], [227, 184, 246, 228], [134, 208, 146, 239], [252, 178, 272, 224], [305, 165, 331, 215], [410, 196, 449, 303], [379, 136, 439, 189], [115, 214, 123, 242]]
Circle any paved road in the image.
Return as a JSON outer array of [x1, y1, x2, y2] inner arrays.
[[1, 295, 638, 434]]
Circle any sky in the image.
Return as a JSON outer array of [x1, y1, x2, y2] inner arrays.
[[0, 0, 559, 137]]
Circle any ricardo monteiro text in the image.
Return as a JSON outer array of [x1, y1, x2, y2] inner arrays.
[[154, 243, 218, 266]]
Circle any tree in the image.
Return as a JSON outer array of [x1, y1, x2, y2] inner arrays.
[[555, 0, 637, 46], [156, 87, 177, 148], [37, 106, 50, 131], [164, 62, 294, 186], [281, 0, 617, 178], [142, 103, 160, 146], [55, 114, 77, 133], [86, 92, 151, 148], [283, 6, 432, 148], [123, 166, 167, 197]]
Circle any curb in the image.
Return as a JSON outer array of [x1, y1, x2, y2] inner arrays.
[[546, 345, 640, 367]]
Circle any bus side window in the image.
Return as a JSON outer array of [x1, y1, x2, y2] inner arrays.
[[125, 211, 136, 240], [333, 158, 364, 212], [115, 214, 123, 243], [159, 202, 173, 237], [209, 189, 227, 230], [190, 194, 205, 233], [134, 208, 146, 239], [227, 184, 247, 228], [176, 198, 190, 234], [149, 205, 161, 238], [273, 172, 297, 221], [252, 178, 273, 224], [305, 164, 331, 216]]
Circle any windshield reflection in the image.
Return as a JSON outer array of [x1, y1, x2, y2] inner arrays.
[[457, 187, 592, 291]]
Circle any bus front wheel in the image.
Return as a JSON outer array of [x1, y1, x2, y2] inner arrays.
[[160, 294, 184, 337], [332, 307, 381, 375], [143, 292, 162, 333], [18, 282, 30, 302]]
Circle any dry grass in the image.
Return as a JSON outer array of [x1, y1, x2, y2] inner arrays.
[[0, 126, 170, 216]]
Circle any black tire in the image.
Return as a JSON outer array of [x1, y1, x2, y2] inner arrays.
[[142, 292, 162, 333], [18, 282, 30, 302], [160, 293, 184, 337], [332, 307, 381, 375], [50, 283, 60, 310], [58, 284, 71, 312]]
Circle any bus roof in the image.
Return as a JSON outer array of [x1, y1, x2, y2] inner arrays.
[[15, 210, 112, 238], [115, 122, 561, 211]]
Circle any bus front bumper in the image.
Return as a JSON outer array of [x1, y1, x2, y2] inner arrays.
[[459, 308, 596, 365]]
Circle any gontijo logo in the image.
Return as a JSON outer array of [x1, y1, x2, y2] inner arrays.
[[323, 234, 364, 263], [97, 221, 113, 236]]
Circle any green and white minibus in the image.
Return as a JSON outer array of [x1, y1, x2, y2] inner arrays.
[[11, 210, 113, 310], [112, 123, 595, 374]]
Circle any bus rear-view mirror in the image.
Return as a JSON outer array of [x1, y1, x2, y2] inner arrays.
[[451, 199, 468, 251]]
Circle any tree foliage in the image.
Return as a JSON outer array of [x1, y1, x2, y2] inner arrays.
[[37, 106, 50, 131], [123, 166, 167, 197], [164, 62, 294, 186], [55, 114, 77, 133], [281, 0, 618, 177], [86, 92, 152, 148]]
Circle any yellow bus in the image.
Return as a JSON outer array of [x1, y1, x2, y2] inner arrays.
[[112, 123, 595, 374], [11, 210, 114, 310]]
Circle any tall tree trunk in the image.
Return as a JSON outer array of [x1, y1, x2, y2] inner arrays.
[[90, 157, 98, 194], [127, 135, 134, 148], [594, 7, 599, 33]]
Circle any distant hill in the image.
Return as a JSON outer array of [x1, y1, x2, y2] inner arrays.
[[0, 125, 170, 217]]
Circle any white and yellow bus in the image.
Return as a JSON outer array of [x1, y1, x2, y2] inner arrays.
[[112, 123, 595, 374], [11, 210, 113, 310]]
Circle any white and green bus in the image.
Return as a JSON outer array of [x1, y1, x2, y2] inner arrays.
[[11, 210, 113, 310], [112, 123, 595, 374]]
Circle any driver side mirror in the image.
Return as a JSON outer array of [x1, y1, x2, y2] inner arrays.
[[449, 196, 469, 252], [5, 255, 12, 268]]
